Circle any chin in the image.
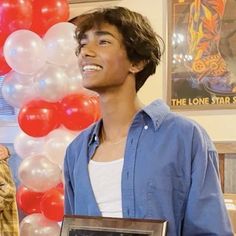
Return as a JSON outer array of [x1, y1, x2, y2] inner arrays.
[[82, 83, 100, 92]]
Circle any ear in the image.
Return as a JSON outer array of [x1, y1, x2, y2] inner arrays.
[[129, 60, 147, 74]]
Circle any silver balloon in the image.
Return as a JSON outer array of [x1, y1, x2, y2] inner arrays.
[[45, 128, 77, 168], [64, 62, 83, 94], [43, 22, 77, 66], [33, 63, 69, 102], [1, 70, 38, 108], [18, 154, 62, 192], [14, 131, 46, 159], [3, 30, 46, 75], [20, 213, 61, 236]]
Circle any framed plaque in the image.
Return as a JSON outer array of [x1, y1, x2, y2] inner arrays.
[[60, 215, 167, 236]]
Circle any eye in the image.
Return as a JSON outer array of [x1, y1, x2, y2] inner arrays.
[[99, 39, 111, 45], [79, 42, 87, 48]]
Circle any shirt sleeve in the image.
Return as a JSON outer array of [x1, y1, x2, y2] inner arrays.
[[182, 127, 234, 235], [63, 147, 75, 215]]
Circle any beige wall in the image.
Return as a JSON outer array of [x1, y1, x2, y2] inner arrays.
[[70, 0, 236, 142]]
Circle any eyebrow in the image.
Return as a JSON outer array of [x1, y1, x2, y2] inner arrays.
[[81, 30, 117, 40]]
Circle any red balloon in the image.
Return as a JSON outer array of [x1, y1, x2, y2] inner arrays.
[[18, 100, 60, 137], [30, 0, 69, 36], [16, 185, 44, 215], [60, 93, 99, 131], [89, 95, 101, 121], [0, 0, 32, 38], [56, 182, 64, 190], [0, 47, 11, 76], [40, 187, 64, 222]]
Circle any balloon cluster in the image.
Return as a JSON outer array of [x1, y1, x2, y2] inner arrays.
[[0, 0, 70, 76], [0, 1, 101, 235]]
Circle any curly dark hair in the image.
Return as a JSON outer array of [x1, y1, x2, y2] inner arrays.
[[71, 6, 164, 91]]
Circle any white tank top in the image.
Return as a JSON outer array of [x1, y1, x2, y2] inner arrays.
[[88, 158, 124, 218]]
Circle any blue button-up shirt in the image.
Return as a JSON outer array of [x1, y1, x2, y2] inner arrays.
[[64, 99, 233, 235]]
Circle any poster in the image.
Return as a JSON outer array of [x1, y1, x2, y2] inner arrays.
[[167, 0, 236, 110]]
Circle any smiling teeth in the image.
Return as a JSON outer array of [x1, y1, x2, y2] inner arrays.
[[83, 65, 102, 71]]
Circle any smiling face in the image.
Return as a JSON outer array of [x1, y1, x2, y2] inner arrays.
[[77, 23, 134, 92]]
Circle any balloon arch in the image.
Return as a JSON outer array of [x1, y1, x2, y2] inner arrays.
[[0, 1, 101, 235]]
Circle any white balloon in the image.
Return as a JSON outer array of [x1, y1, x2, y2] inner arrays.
[[33, 63, 69, 102], [20, 213, 61, 236], [3, 30, 46, 75], [18, 154, 62, 192], [43, 22, 77, 66], [2, 71, 38, 108], [64, 61, 83, 94], [14, 131, 45, 158], [45, 128, 77, 168]]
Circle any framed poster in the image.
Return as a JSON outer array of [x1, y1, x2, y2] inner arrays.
[[60, 215, 167, 236], [167, 0, 236, 110]]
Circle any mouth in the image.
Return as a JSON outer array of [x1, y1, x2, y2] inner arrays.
[[82, 64, 103, 72]]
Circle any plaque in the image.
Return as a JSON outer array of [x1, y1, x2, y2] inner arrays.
[[60, 215, 167, 236]]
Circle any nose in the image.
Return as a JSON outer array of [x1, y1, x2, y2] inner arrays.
[[79, 43, 96, 58]]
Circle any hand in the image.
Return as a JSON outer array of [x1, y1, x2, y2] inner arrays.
[[0, 145, 10, 160]]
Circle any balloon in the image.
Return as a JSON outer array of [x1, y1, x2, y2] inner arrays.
[[60, 93, 98, 131], [18, 154, 62, 192], [1, 70, 37, 108], [0, 0, 32, 41], [64, 61, 83, 94], [89, 94, 101, 121], [45, 128, 76, 167], [30, 0, 69, 36], [3, 30, 46, 75], [43, 22, 77, 66], [14, 131, 45, 158], [40, 187, 64, 222], [20, 213, 60, 236], [18, 100, 60, 137], [16, 185, 44, 214], [0, 47, 11, 76], [33, 63, 69, 102]]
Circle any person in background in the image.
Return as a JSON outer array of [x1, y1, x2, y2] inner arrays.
[[64, 6, 233, 235], [0, 144, 19, 236]]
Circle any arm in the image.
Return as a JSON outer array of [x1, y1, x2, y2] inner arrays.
[[182, 127, 233, 235]]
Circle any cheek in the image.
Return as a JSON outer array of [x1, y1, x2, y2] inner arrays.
[[107, 52, 131, 71]]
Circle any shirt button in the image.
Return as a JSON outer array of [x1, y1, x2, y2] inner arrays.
[[144, 125, 148, 130], [94, 136, 98, 141]]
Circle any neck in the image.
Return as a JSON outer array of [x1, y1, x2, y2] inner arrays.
[[99, 93, 144, 141], [93, 74, 144, 140]]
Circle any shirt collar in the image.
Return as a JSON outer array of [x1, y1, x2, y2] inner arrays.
[[88, 99, 170, 145], [142, 99, 170, 131], [88, 119, 102, 145]]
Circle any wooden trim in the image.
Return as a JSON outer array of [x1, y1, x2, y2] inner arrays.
[[214, 141, 236, 154], [213, 142, 236, 193], [218, 154, 225, 192]]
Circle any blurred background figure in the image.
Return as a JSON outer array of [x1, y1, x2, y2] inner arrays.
[[0, 144, 19, 236]]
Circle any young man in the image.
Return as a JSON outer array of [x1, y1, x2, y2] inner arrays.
[[0, 144, 19, 236], [64, 6, 233, 235]]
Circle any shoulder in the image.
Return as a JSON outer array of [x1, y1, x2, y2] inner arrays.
[[65, 122, 98, 162], [164, 112, 216, 151]]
